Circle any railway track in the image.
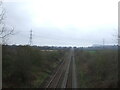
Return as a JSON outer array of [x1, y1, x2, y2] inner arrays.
[[45, 48, 77, 88], [46, 58, 66, 88]]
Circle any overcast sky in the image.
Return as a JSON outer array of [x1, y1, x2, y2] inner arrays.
[[3, 0, 119, 47]]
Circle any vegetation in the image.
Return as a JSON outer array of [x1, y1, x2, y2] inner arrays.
[[2, 45, 66, 88], [2, 45, 118, 88], [74, 48, 118, 88]]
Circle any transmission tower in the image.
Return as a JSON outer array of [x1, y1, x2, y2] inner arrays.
[[103, 39, 105, 48], [29, 29, 33, 46]]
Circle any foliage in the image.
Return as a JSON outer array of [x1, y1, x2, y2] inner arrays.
[[75, 49, 118, 88]]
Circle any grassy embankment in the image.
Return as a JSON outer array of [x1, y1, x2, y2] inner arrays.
[[2, 45, 66, 88]]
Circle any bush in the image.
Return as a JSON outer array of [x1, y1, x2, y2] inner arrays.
[[75, 49, 118, 88], [2, 45, 65, 88]]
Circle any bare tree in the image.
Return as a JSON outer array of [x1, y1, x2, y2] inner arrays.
[[0, 1, 14, 45], [118, 31, 120, 46], [112, 28, 119, 46]]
